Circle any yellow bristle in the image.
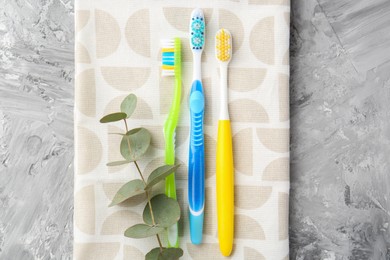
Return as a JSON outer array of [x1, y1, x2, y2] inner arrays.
[[216, 29, 231, 62], [162, 48, 175, 53], [162, 65, 174, 70]]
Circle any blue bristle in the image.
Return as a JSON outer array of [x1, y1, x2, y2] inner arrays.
[[162, 51, 174, 66], [163, 61, 174, 66], [162, 56, 174, 60]]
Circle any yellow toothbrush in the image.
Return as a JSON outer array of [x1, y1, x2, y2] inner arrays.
[[215, 28, 234, 256]]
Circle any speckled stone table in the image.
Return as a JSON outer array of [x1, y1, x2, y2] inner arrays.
[[1, 0, 390, 259]]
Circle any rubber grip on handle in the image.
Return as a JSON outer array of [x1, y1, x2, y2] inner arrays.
[[216, 120, 234, 256], [188, 80, 205, 245]]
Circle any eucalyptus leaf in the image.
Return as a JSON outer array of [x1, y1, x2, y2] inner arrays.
[[109, 179, 145, 207], [146, 248, 183, 260], [146, 248, 162, 260], [120, 128, 151, 161], [106, 160, 130, 167], [159, 248, 183, 260], [143, 194, 180, 227], [120, 93, 137, 118], [145, 164, 180, 190], [124, 224, 164, 238], [100, 112, 127, 123]]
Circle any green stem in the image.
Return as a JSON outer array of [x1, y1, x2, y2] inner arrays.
[[156, 234, 163, 251], [134, 161, 146, 184], [123, 119, 163, 252], [135, 161, 163, 251], [124, 119, 129, 132], [123, 119, 133, 158]]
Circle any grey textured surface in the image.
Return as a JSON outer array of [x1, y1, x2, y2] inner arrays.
[[0, 0, 74, 259], [290, 0, 390, 259], [1, 0, 390, 259]]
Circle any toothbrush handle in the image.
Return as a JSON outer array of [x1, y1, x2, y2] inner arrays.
[[216, 120, 234, 256], [188, 80, 205, 245], [165, 76, 181, 248], [165, 168, 179, 248]]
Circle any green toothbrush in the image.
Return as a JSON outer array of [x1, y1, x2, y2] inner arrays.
[[161, 37, 181, 248]]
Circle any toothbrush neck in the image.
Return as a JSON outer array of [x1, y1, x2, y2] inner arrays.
[[193, 51, 202, 81], [219, 63, 229, 120]]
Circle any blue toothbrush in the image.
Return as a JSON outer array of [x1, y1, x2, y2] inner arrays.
[[188, 8, 205, 245]]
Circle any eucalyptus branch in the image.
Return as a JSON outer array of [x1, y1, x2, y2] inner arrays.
[[101, 93, 183, 259], [134, 161, 146, 184], [135, 161, 163, 251], [124, 120, 162, 251]]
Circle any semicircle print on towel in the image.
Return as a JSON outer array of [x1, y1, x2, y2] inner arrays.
[[74, 0, 290, 259]]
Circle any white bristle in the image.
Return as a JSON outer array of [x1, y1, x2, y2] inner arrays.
[[161, 39, 175, 47], [162, 71, 175, 76]]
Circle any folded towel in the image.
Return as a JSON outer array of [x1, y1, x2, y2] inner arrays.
[[74, 0, 290, 259]]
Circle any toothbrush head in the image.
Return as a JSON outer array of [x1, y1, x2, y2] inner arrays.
[[190, 9, 205, 51], [215, 29, 232, 63], [161, 38, 182, 77]]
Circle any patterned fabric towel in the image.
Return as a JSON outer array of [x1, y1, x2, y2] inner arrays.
[[74, 0, 290, 259]]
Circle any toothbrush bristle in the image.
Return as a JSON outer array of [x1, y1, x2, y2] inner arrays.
[[215, 29, 232, 62], [190, 9, 205, 50], [161, 38, 181, 77]]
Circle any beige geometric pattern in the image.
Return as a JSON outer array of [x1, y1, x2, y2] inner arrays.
[[163, 8, 213, 32], [101, 210, 143, 235], [228, 68, 267, 92], [74, 185, 95, 234], [256, 128, 289, 153], [235, 214, 266, 239], [75, 10, 90, 33], [75, 69, 95, 117], [230, 99, 270, 123], [204, 134, 217, 179], [76, 42, 91, 63], [125, 9, 151, 58], [104, 95, 153, 119], [279, 192, 289, 240], [250, 17, 275, 64], [203, 187, 217, 235], [235, 185, 272, 209], [75, 0, 290, 259], [186, 243, 225, 259], [279, 73, 290, 122], [233, 128, 253, 176], [263, 158, 290, 181], [218, 9, 244, 54], [202, 77, 213, 126], [76, 126, 102, 174], [123, 245, 144, 259], [101, 67, 151, 91], [74, 243, 120, 260], [244, 247, 266, 260], [95, 10, 121, 59]]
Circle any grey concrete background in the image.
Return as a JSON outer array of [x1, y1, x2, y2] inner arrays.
[[290, 0, 390, 259], [0, 0, 74, 259], [1, 0, 390, 259]]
